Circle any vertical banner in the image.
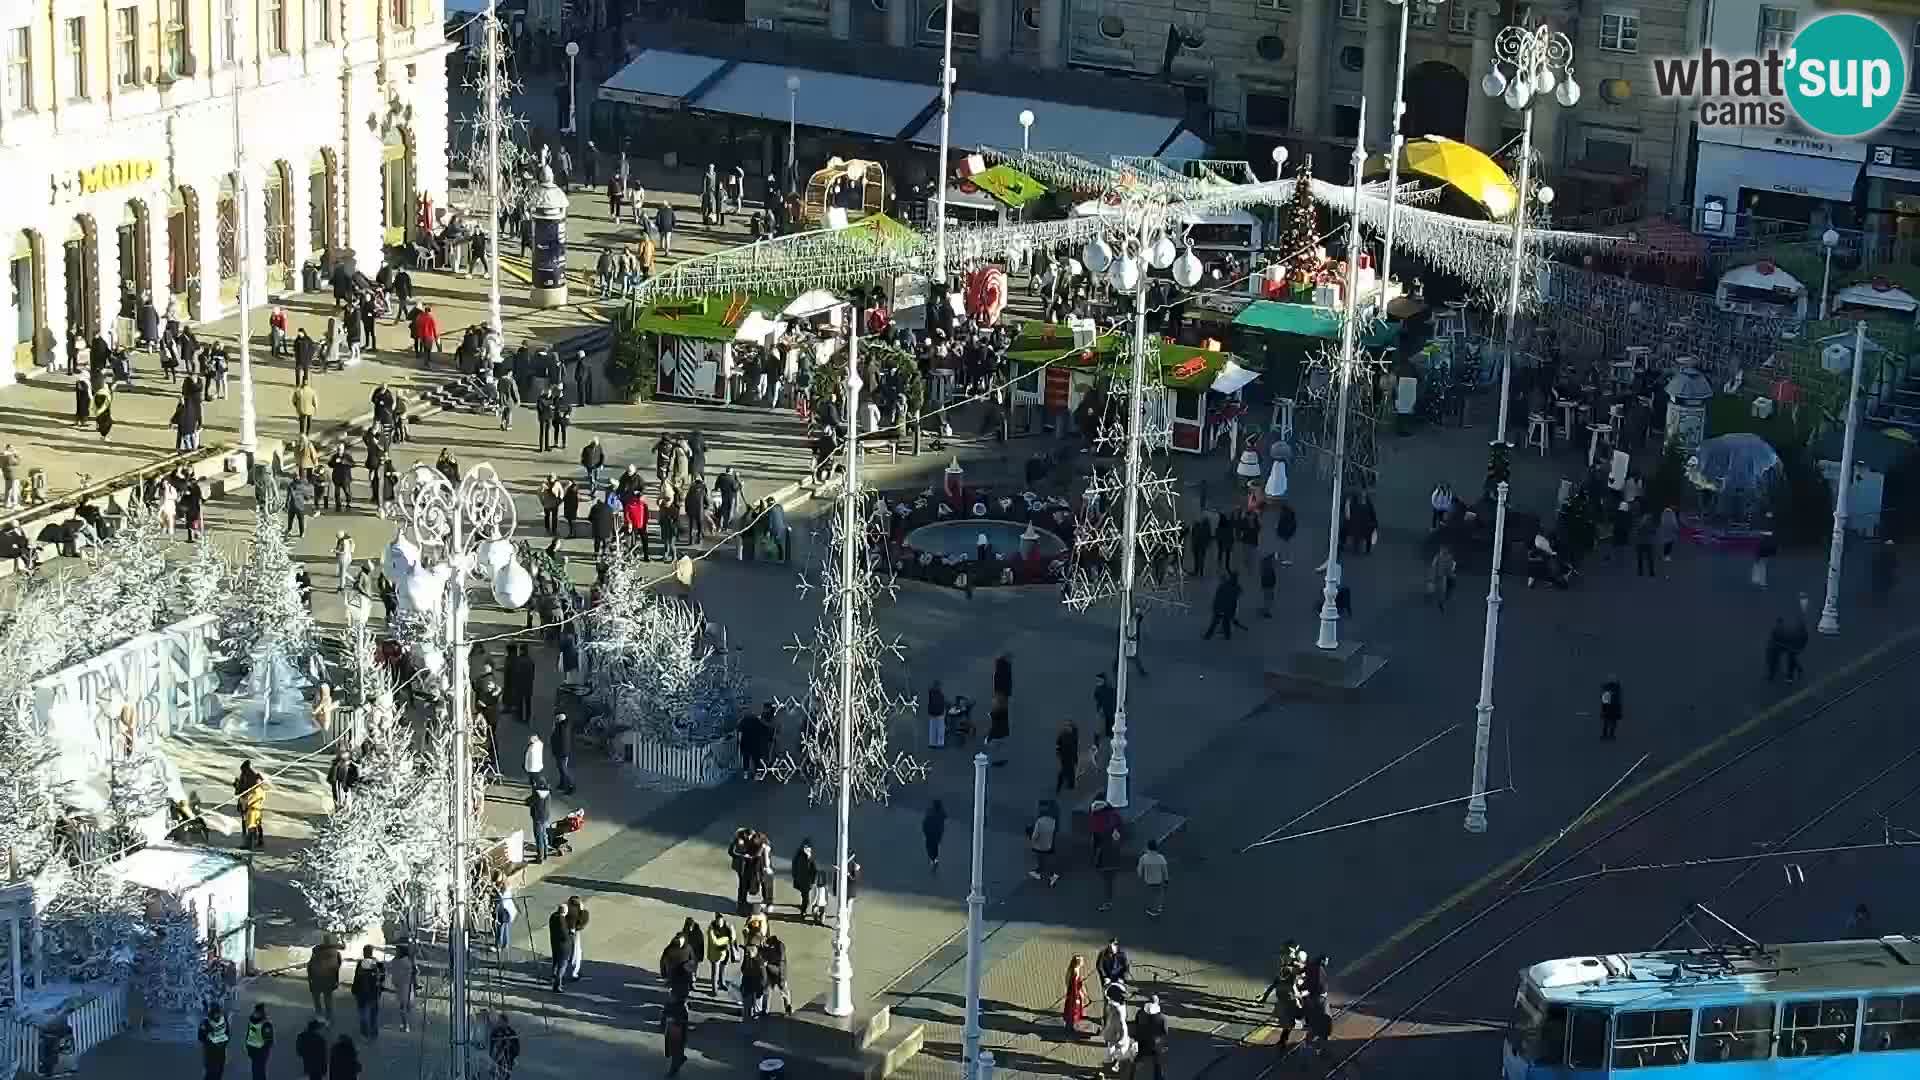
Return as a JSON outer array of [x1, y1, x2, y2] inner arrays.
[[532, 216, 567, 289]]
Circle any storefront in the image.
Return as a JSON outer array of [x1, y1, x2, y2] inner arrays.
[[1691, 132, 1866, 238], [1864, 143, 1920, 267]]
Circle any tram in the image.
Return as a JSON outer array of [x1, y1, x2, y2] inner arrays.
[[1505, 938, 1920, 1078]]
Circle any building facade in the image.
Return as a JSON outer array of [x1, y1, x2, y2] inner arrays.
[[2, 0, 452, 380], [739, 0, 1696, 212]]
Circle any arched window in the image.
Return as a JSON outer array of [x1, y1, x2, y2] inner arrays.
[[924, 0, 979, 39]]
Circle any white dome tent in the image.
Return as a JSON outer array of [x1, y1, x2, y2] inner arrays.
[[1831, 280, 1920, 325], [1716, 261, 1808, 320]]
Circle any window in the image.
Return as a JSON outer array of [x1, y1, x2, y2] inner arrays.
[[65, 18, 86, 99], [1256, 0, 1289, 9], [1863, 995, 1920, 1053], [1701, 196, 1726, 231], [390, 0, 411, 29], [1338, 0, 1366, 20], [1245, 91, 1290, 130], [1585, 137, 1633, 168], [216, 0, 234, 66], [1333, 104, 1358, 137], [114, 7, 138, 85], [1612, 1008, 1693, 1068], [1414, 3, 1438, 29], [1758, 6, 1796, 54], [316, 0, 334, 42], [1448, 4, 1472, 33], [1600, 10, 1638, 52], [1697, 1003, 1774, 1063], [1339, 45, 1364, 71], [6, 27, 31, 111], [1096, 14, 1123, 38], [926, 2, 981, 38], [1568, 1009, 1609, 1070], [1781, 997, 1858, 1057], [265, 0, 285, 51], [165, 0, 189, 77]]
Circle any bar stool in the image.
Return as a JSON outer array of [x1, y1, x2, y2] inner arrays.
[[1587, 421, 1614, 468], [1527, 412, 1552, 456], [1610, 357, 1636, 388], [1625, 345, 1652, 372], [1555, 398, 1580, 441]]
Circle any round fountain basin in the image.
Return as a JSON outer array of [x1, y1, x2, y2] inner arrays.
[[904, 519, 1066, 560]]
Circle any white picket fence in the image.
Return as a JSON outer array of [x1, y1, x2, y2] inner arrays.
[[617, 732, 737, 789], [0, 982, 131, 1075]]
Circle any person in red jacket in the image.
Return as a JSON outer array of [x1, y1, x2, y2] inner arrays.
[[622, 490, 652, 562], [411, 305, 440, 366]]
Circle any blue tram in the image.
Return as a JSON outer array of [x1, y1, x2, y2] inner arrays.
[[1505, 939, 1920, 1078]]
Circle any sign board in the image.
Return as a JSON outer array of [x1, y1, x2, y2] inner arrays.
[[31, 614, 219, 755], [51, 160, 159, 204]]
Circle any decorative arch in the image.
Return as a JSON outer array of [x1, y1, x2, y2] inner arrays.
[[1404, 61, 1469, 142], [63, 215, 100, 337], [265, 160, 294, 284], [10, 229, 46, 369], [117, 200, 152, 300], [168, 185, 200, 300], [309, 148, 340, 257]]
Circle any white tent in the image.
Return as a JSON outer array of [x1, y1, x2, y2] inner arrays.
[[1832, 282, 1920, 322], [734, 312, 786, 344], [782, 290, 843, 319], [1210, 359, 1260, 395], [1716, 263, 1808, 319]]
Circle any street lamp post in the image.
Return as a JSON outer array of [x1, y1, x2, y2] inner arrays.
[[484, 0, 503, 343], [961, 750, 989, 1078], [1465, 21, 1577, 834], [826, 302, 864, 1018], [1378, 0, 1442, 302], [1017, 110, 1034, 229], [1820, 228, 1840, 320], [227, 2, 256, 451], [387, 463, 534, 1080], [1817, 320, 1869, 637], [786, 74, 801, 194], [564, 41, 579, 136], [1315, 101, 1369, 652], [1271, 145, 1288, 182]]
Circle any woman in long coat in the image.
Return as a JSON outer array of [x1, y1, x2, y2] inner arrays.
[[790, 838, 819, 919], [1064, 954, 1089, 1036], [92, 384, 114, 440], [72, 377, 92, 427]]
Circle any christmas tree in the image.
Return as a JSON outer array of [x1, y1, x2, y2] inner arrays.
[[169, 540, 231, 626], [585, 543, 750, 748], [1485, 440, 1512, 498], [70, 506, 173, 665], [217, 510, 318, 738], [1280, 158, 1322, 276]]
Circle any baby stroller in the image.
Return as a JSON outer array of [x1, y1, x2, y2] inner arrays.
[[108, 346, 134, 389], [545, 808, 586, 857], [945, 695, 975, 744]]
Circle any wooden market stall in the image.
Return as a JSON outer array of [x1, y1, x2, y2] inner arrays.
[[624, 293, 793, 403], [1005, 323, 1256, 453]]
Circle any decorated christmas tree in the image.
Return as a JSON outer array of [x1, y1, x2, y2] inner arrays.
[[0, 581, 72, 879], [1485, 440, 1512, 498], [585, 543, 749, 749], [70, 506, 173, 665], [169, 540, 231, 626], [218, 510, 318, 740], [1280, 158, 1322, 276]]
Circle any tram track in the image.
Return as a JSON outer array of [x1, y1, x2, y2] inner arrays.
[[1239, 636, 1920, 1080]]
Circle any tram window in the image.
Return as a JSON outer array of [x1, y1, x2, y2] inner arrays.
[[1863, 994, 1920, 1052], [1568, 1008, 1608, 1069], [1781, 997, 1859, 1057], [1612, 1008, 1693, 1069], [1697, 1003, 1774, 1062], [1532, 1006, 1567, 1065]]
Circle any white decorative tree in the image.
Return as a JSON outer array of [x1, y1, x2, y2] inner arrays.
[[69, 506, 173, 664], [169, 540, 232, 626], [0, 580, 74, 880], [217, 510, 318, 740]]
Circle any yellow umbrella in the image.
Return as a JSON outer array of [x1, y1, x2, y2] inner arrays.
[[1368, 136, 1520, 220]]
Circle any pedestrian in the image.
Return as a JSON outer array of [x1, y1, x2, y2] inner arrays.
[[243, 1004, 273, 1080], [327, 749, 358, 810], [285, 477, 308, 538], [792, 838, 822, 920], [564, 895, 589, 982], [327, 1037, 359, 1080], [922, 800, 946, 872], [1752, 531, 1776, 588], [1599, 675, 1623, 741], [739, 941, 770, 1021], [1631, 509, 1658, 577], [1428, 545, 1457, 611], [655, 202, 676, 254], [306, 935, 343, 1021], [1189, 511, 1213, 576], [487, 1014, 520, 1080], [1125, 606, 1148, 678], [1064, 955, 1089, 1037], [988, 653, 1013, 754], [1136, 839, 1169, 917], [1095, 938, 1131, 1020], [706, 913, 736, 992], [389, 944, 417, 1032], [492, 873, 516, 951], [1055, 718, 1080, 795], [413, 305, 439, 365], [1102, 984, 1133, 1075], [294, 1020, 327, 1080], [662, 998, 689, 1076], [1136, 996, 1169, 1080], [1027, 801, 1059, 885], [1093, 800, 1121, 911], [762, 934, 793, 1015], [333, 531, 355, 590], [523, 732, 545, 789], [1259, 553, 1278, 617], [1216, 507, 1238, 571], [1657, 504, 1680, 561], [199, 1004, 231, 1080], [550, 713, 576, 794], [525, 782, 551, 863], [350, 944, 384, 1040], [1093, 672, 1116, 740], [547, 903, 569, 992], [1202, 571, 1246, 639]]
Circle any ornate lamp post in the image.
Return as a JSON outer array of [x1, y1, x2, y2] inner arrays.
[[1378, 0, 1446, 302], [1819, 228, 1839, 320], [1465, 20, 1577, 835], [1315, 101, 1369, 651], [386, 463, 534, 1080], [786, 74, 801, 193], [563, 41, 579, 135]]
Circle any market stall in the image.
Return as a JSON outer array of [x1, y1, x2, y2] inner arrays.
[[626, 293, 792, 403], [1716, 261, 1808, 321], [1004, 323, 1243, 453]]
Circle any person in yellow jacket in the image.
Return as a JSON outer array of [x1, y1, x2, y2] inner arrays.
[[705, 913, 735, 993], [236, 760, 268, 849], [244, 1003, 274, 1080], [198, 1003, 230, 1080], [293, 382, 319, 436]]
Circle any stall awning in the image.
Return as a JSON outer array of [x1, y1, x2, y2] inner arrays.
[[598, 50, 731, 109], [913, 91, 1191, 161], [1233, 301, 1400, 347], [694, 62, 937, 138], [1697, 142, 1863, 204]]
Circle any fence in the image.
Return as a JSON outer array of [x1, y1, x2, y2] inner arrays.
[[0, 982, 131, 1075], [616, 732, 737, 788]]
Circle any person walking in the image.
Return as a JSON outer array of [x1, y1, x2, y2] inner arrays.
[[487, 1014, 520, 1080], [1101, 985, 1133, 1075], [550, 713, 576, 794], [791, 838, 822, 920], [350, 945, 384, 1040], [547, 903, 570, 992], [988, 654, 1013, 756], [762, 933, 793, 1015], [1093, 673, 1116, 741], [1095, 939, 1131, 1020], [327, 1037, 359, 1080], [389, 944, 417, 1032], [243, 1004, 273, 1080], [333, 531, 355, 591], [525, 782, 551, 863], [1274, 499, 1298, 566], [291, 382, 318, 436], [306, 935, 343, 1021], [1027, 802, 1059, 885], [662, 997, 689, 1076], [199, 1004, 231, 1080], [1064, 955, 1090, 1037], [1428, 545, 1457, 611], [294, 1020, 327, 1080], [285, 478, 309, 538], [1657, 504, 1680, 562], [1631, 510, 1658, 577], [922, 800, 946, 872], [655, 202, 676, 254], [1599, 675, 1623, 741], [523, 732, 545, 789], [564, 896, 589, 982], [1137, 839, 1169, 917], [706, 913, 736, 992], [1258, 553, 1278, 617], [1136, 997, 1169, 1080], [1054, 718, 1080, 795], [1203, 572, 1246, 639], [1125, 606, 1148, 678]]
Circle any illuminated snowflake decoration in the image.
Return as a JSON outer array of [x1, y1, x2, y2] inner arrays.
[[767, 494, 926, 803], [1297, 339, 1394, 490], [457, 20, 533, 226], [1064, 356, 1187, 613]]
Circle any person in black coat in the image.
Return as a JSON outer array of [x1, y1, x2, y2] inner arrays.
[[588, 495, 614, 555], [790, 838, 819, 917], [294, 329, 316, 385], [198, 1004, 230, 1080], [550, 713, 575, 794], [526, 784, 551, 862], [293, 1020, 327, 1080], [547, 904, 570, 992], [1203, 572, 1246, 640], [328, 1036, 359, 1080]]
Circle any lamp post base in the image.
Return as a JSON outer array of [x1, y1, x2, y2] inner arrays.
[[1270, 639, 1388, 699], [530, 284, 570, 308], [1464, 798, 1488, 834], [1817, 608, 1841, 636]]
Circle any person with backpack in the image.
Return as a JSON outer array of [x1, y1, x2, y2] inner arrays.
[[350, 944, 385, 1040]]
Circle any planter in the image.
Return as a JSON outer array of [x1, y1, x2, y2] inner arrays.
[[616, 731, 738, 788]]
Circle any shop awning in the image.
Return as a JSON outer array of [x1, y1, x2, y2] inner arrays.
[[598, 50, 731, 109], [913, 91, 1191, 161], [1698, 142, 1863, 204], [694, 63, 937, 138]]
